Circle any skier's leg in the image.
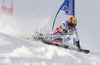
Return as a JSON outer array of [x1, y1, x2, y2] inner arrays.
[[63, 35, 71, 42], [74, 40, 81, 49], [73, 36, 81, 49], [61, 35, 71, 45]]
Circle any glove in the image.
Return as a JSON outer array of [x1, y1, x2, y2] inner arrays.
[[63, 29, 68, 33]]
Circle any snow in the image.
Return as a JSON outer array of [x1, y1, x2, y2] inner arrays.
[[0, 32, 100, 65], [0, 0, 100, 65]]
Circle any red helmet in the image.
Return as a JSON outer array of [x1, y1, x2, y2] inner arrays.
[[68, 17, 77, 27]]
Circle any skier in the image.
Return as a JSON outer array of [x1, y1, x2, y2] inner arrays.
[[50, 17, 81, 49], [33, 17, 90, 54]]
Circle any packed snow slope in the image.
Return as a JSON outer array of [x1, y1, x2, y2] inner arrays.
[[0, 31, 100, 65], [0, 0, 100, 65]]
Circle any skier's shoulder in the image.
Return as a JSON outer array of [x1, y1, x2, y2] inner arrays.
[[62, 19, 68, 24], [61, 19, 68, 26]]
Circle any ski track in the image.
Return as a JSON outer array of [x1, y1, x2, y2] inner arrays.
[[0, 33, 100, 65]]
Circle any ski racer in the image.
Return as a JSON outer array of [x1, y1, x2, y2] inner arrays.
[[50, 17, 81, 49]]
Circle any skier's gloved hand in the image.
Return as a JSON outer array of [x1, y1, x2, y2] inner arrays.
[[75, 40, 81, 49], [63, 29, 68, 33]]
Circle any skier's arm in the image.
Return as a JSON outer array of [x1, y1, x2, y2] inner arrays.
[[61, 20, 68, 33]]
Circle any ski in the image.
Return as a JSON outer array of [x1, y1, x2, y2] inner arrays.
[[41, 39, 90, 54], [26, 33, 90, 54]]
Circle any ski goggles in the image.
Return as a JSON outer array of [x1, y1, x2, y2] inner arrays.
[[69, 23, 77, 27]]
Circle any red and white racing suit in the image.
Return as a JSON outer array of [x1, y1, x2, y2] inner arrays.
[[50, 20, 79, 45]]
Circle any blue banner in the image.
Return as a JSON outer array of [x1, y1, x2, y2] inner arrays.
[[52, 0, 75, 29], [59, 0, 75, 16]]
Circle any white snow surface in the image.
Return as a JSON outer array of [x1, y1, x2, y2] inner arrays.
[[0, 32, 100, 65], [0, 0, 100, 65]]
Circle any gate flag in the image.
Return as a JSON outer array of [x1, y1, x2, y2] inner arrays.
[[60, 0, 75, 16], [52, 0, 75, 29]]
